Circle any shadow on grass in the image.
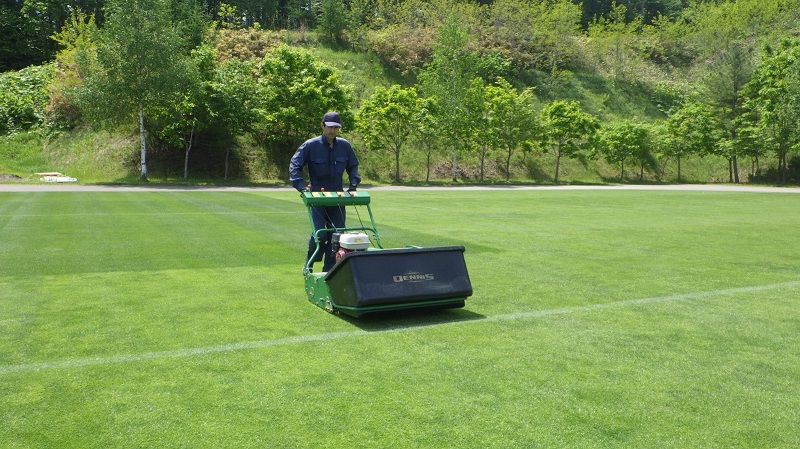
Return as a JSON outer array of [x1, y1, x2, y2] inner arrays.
[[337, 307, 486, 332]]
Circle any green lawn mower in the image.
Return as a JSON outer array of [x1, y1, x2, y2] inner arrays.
[[301, 191, 473, 317]]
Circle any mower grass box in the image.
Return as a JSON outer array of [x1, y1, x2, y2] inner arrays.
[[325, 246, 472, 315]]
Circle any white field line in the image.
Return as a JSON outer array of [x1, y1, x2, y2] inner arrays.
[[2, 281, 798, 376], [0, 211, 296, 218]]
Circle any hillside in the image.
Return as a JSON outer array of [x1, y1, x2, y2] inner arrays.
[[2, 0, 799, 185]]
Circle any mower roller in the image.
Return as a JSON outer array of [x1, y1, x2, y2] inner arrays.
[[301, 191, 473, 317]]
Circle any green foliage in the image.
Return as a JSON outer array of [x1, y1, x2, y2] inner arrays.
[[3, 0, 800, 185], [664, 100, 723, 181], [75, 0, 208, 179], [484, 0, 581, 74], [0, 64, 54, 134], [596, 120, 652, 180], [49, 11, 100, 130], [212, 28, 286, 62], [255, 45, 352, 177], [586, 2, 646, 84], [208, 59, 261, 136], [747, 39, 800, 183], [418, 13, 478, 181], [363, 23, 436, 77], [0, 2, 32, 71], [483, 78, 538, 181], [317, 0, 349, 46], [539, 100, 600, 183], [357, 84, 420, 182]]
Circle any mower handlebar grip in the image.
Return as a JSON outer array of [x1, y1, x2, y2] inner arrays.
[[301, 190, 371, 207]]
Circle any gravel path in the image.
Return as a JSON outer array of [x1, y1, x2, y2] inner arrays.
[[0, 183, 798, 193]]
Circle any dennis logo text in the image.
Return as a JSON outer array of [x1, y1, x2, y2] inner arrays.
[[393, 273, 435, 283]]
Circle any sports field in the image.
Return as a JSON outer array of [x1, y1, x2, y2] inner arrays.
[[2, 187, 799, 448]]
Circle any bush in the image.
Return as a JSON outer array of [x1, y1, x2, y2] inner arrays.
[[0, 64, 54, 134]]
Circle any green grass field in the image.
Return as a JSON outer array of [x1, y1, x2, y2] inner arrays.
[[2, 188, 800, 448]]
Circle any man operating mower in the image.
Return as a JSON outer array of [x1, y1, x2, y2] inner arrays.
[[289, 111, 361, 273]]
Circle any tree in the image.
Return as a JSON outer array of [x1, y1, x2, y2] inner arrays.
[[539, 100, 599, 184], [357, 85, 420, 183], [317, 0, 348, 46], [207, 58, 261, 180], [418, 13, 477, 182], [151, 45, 213, 180], [596, 120, 650, 180], [411, 96, 442, 183], [255, 45, 352, 179], [466, 78, 491, 182], [664, 101, 722, 182], [747, 39, 800, 184], [2, 0, 104, 70], [702, 42, 754, 183], [76, 0, 200, 180], [483, 78, 537, 181]]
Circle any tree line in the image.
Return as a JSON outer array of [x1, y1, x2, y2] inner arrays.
[[2, 0, 800, 183]]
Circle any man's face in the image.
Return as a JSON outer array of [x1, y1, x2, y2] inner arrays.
[[322, 124, 340, 141]]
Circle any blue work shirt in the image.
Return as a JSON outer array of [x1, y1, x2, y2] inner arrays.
[[289, 135, 360, 192]]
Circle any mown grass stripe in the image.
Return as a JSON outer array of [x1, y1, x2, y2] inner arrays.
[[2, 280, 797, 376]]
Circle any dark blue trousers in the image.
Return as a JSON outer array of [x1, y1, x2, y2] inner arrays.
[[307, 205, 346, 271]]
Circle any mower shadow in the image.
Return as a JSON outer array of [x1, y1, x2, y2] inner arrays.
[[336, 307, 486, 332]]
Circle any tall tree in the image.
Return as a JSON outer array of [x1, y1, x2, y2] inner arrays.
[[702, 42, 754, 183], [539, 100, 599, 184], [537, 0, 582, 78], [317, 0, 348, 45], [418, 13, 477, 182], [207, 58, 261, 180], [255, 45, 351, 179], [357, 84, 420, 183], [596, 120, 650, 180], [77, 0, 199, 180], [664, 101, 722, 182], [411, 96, 441, 183], [747, 39, 800, 184], [483, 78, 537, 181], [151, 45, 213, 180]]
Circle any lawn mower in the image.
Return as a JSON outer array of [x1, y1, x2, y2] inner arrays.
[[301, 190, 473, 317]]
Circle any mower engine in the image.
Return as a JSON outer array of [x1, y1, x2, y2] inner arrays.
[[333, 232, 370, 263]]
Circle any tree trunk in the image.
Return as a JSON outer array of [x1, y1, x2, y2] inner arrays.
[[479, 147, 486, 181], [425, 150, 432, 182], [394, 149, 401, 183], [505, 148, 512, 181], [224, 149, 230, 181], [554, 150, 561, 184], [139, 101, 147, 180], [451, 149, 458, 182], [183, 121, 196, 181]]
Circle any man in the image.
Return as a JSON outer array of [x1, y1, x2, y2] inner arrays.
[[289, 111, 361, 272]]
